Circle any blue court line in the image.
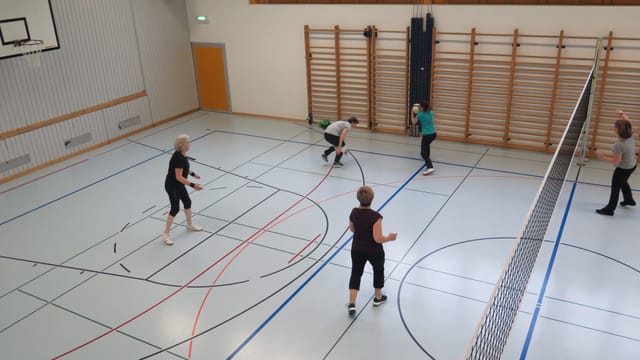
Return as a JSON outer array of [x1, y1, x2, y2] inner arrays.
[[519, 178, 578, 359], [216, 130, 625, 189], [0, 152, 166, 227], [0, 130, 216, 227], [226, 165, 425, 359]]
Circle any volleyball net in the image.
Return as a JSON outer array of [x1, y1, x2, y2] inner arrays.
[[464, 40, 602, 360]]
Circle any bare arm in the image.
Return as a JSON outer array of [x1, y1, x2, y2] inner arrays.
[[175, 168, 202, 190], [337, 128, 348, 154], [596, 151, 622, 165], [411, 112, 418, 125], [616, 109, 630, 122], [595, 109, 631, 164], [372, 218, 397, 244]]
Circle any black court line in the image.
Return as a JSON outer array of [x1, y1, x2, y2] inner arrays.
[[2, 118, 632, 357], [323, 147, 490, 359], [13, 289, 190, 360], [142, 205, 156, 213], [0, 123, 634, 229], [144, 189, 281, 279]]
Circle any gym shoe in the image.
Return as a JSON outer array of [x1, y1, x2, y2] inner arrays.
[[162, 233, 173, 245], [422, 168, 435, 176], [372, 295, 387, 306], [595, 208, 614, 216], [321, 153, 328, 163], [333, 161, 344, 168], [187, 224, 203, 231], [348, 303, 356, 316], [620, 200, 636, 207]]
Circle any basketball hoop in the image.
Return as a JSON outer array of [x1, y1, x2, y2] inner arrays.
[[14, 39, 44, 68]]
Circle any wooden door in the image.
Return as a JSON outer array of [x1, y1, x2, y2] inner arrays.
[[193, 44, 230, 112]]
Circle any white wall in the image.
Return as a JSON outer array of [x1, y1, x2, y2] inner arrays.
[[132, 0, 198, 123], [186, 1, 640, 120], [0, 0, 198, 180]]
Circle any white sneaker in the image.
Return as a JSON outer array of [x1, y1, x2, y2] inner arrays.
[[162, 233, 173, 245], [422, 168, 435, 176], [187, 224, 203, 231]]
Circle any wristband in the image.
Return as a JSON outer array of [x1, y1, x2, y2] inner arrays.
[[191, 171, 196, 177], [190, 182, 195, 188]]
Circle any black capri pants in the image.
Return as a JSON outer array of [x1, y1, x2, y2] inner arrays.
[[349, 250, 385, 290], [165, 183, 192, 216]]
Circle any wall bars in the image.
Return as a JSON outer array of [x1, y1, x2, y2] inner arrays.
[[305, 22, 640, 158], [305, 24, 411, 134]]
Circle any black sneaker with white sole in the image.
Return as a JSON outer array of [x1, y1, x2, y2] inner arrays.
[[348, 303, 356, 316], [372, 295, 387, 306]]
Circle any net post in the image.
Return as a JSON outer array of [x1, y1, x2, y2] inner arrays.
[[578, 38, 602, 166]]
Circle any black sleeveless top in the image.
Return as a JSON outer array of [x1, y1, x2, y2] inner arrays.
[[349, 207, 383, 253], [165, 151, 189, 188]]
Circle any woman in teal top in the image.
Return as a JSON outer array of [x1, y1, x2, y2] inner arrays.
[[411, 100, 436, 175]]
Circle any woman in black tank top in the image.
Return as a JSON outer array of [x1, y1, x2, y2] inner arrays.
[[347, 186, 397, 316]]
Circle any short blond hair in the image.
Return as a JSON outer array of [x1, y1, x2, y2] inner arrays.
[[174, 134, 190, 152], [356, 186, 374, 207]]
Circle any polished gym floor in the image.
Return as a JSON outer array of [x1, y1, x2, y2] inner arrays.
[[0, 112, 638, 359]]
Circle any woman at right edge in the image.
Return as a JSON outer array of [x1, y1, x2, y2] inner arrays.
[[411, 100, 437, 175], [595, 109, 637, 216]]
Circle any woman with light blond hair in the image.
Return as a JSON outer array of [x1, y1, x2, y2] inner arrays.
[[162, 134, 203, 245]]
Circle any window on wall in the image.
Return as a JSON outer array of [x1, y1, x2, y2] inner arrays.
[[250, 0, 640, 4]]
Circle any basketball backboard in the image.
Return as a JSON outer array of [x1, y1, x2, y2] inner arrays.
[[0, 0, 59, 60]]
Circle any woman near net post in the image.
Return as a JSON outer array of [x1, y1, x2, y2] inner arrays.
[[411, 100, 437, 175], [162, 134, 204, 245], [347, 186, 397, 316], [595, 110, 637, 216]]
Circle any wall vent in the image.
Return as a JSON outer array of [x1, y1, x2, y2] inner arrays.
[[118, 115, 141, 130], [0, 154, 32, 173], [64, 133, 93, 149]]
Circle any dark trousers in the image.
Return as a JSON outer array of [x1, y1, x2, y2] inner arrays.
[[165, 184, 191, 216], [421, 132, 436, 169], [324, 133, 345, 163], [349, 251, 385, 290], [604, 165, 636, 210]]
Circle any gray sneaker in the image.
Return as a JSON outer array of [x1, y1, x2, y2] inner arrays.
[[372, 294, 387, 306]]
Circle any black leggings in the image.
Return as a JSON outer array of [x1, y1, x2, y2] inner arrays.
[[165, 184, 191, 216], [349, 251, 385, 290], [324, 133, 346, 163], [421, 132, 436, 169], [604, 165, 636, 210]]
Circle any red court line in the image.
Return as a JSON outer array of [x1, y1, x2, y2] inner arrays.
[[54, 165, 335, 359], [0, 158, 88, 195], [288, 233, 321, 264], [253, 174, 538, 239], [187, 240, 251, 357], [187, 167, 335, 358]]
